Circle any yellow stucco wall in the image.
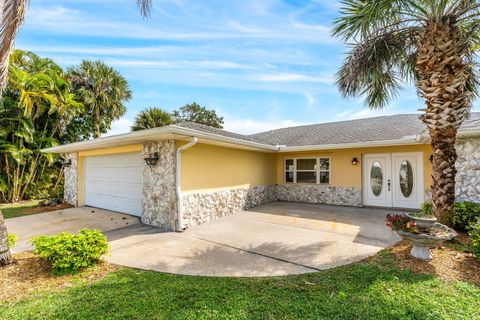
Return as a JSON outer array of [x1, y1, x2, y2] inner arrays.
[[76, 144, 143, 206], [178, 142, 277, 193], [276, 144, 433, 192]]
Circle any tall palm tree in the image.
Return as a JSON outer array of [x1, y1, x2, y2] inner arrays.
[[0, 0, 152, 93], [132, 107, 173, 131], [69, 61, 132, 138], [332, 1, 480, 225], [0, 211, 12, 266]]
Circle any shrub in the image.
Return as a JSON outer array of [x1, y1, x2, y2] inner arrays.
[[7, 233, 18, 248], [30, 229, 109, 274], [419, 200, 480, 231], [469, 221, 480, 261], [452, 202, 480, 232]]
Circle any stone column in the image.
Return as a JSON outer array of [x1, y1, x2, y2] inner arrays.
[[455, 137, 480, 203], [63, 152, 78, 206], [141, 140, 178, 230]]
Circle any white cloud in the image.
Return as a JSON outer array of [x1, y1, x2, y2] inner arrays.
[[257, 73, 333, 83], [345, 108, 397, 120], [103, 118, 133, 136]]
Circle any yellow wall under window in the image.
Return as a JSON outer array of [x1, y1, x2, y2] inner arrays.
[[276, 144, 433, 193], [178, 142, 277, 193]]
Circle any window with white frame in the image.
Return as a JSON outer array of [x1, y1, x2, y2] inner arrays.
[[284, 157, 330, 184]]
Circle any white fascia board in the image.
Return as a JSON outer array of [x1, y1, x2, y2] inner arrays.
[[41, 125, 277, 154], [277, 136, 423, 152]]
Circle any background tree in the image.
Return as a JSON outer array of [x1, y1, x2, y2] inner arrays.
[[172, 102, 224, 128], [0, 0, 152, 93], [131, 107, 173, 131], [0, 50, 82, 203], [68, 61, 132, 139], [332, 0, 480, 225]]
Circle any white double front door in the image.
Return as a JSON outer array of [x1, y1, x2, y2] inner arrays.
[[363, 152, 424, 209]]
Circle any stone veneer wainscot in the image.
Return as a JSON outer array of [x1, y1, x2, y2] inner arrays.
[[276, 184, 362, 207], [182, 185, 277, 228], [456, 137, 480, 203]]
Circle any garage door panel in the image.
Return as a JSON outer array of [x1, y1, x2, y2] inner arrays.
[[84, 152, 143, 216]]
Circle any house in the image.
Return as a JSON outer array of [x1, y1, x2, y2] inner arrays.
[[42, 113, 480, 231]]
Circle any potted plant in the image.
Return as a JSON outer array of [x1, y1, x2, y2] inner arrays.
[[386, 214, 456, 261]]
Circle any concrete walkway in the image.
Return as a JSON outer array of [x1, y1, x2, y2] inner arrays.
[[106, 202, 401, 276], [7, 202, 401, 277], [6, 207, 140, 252]]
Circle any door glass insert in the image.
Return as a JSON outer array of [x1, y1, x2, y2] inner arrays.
[[370, 161, 383, 196], [399, 160, 413, 197]]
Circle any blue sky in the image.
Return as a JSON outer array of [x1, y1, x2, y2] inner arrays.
[[15, 0, 478, 135]]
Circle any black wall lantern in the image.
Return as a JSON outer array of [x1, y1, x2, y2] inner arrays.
[[351, 157, 359, 165], [429, 154, 434, 163], [144, 152, 159, 166], [61, 159, 72, 167]]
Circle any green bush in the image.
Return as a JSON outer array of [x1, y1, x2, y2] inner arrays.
[[452, 202, 480, 232], [30, 229, 109, 274], [469, 221, 480, 261], [8, 233, 18, 248], [419, 200, 480, 231]]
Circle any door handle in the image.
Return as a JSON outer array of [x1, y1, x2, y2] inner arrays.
[[387, 179, 391, 191]]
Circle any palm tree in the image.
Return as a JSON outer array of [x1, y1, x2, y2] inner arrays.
[[69, 61, 132, 138], [0, 0, 153, 93], [0, 211, 12, 266], [132, 107, 173, 131], [332, 1, 480, 225]]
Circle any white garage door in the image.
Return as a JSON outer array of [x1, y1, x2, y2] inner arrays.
[[84, 152, 143, 216]]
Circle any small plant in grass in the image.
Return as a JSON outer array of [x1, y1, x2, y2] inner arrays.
[[30, 229, 109, 274], [8, 233, 18, 248], [385, 214, 418, 233]]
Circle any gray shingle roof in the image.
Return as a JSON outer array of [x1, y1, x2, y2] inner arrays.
[[175, 113, 480, 147]]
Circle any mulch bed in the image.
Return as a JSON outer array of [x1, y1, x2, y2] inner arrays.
[[369, 233, 480, 284], [0, 252, 119, 304], [22, 203, 73, 215]]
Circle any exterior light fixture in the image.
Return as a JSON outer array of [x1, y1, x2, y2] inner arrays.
[[351, 157, 359, 165], [61, 159, 72, 167], [429, 154, 434, 163], [144, 152, 159, 166]]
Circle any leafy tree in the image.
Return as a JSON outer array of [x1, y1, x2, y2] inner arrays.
[[172, 102, 224, 128], [68, 61, 132, 139], [0, 0, 152, 93], [131, 107, 174, 131], [332, 0, 480, 225], [1, 50, 82, 203]]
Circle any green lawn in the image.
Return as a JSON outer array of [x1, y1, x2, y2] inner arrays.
[[1, 253, 479, 320], [0, 200, 41, 219]]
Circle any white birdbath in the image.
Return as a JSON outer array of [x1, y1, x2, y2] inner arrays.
[[396, 223, 457, 260]]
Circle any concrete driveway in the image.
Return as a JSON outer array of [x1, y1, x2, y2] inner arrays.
[[106, 201, 401, 276], [6, 207, 140, 252], [7, 202, 401, 277]]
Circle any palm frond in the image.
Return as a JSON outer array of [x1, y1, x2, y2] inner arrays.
[[335, 27, 420, 108], [137, 0, 153, 18], [0, 0, 29, 93]]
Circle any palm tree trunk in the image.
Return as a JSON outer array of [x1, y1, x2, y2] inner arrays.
[[0, 211, 12, 266], [416, 20, 470, 226], [94, 105, 101, 138]]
